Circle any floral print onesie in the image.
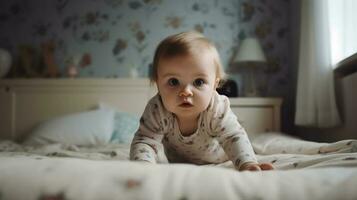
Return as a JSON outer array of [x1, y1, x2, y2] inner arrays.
[[130, 92, 257, 169]]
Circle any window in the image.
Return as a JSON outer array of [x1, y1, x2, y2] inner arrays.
[[328, 0, 357, 66]]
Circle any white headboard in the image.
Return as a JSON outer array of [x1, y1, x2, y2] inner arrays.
[[0, 78, 282, 141], [0, 78, 156, 140]]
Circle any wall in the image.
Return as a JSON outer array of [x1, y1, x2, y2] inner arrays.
[[0, 0, 239, 77], [0, 0, 294, 132]]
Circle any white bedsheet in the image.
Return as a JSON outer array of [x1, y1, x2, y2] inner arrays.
[[1, 133, 357, 200]]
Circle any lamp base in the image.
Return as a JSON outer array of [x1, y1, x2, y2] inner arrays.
[[242, 68, 261, 97]]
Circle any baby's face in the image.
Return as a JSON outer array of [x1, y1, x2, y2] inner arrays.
[[156, 52, 218, 120]]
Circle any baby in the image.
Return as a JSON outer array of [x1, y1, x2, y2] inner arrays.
[[130, 31, 274, 171]]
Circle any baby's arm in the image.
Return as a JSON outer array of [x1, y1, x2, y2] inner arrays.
[[217, 125, 259, 170], [210, 95, 273, 171], [217, 114, 274, 171], [239, 162, 274, 171], [130, 130, 163, 163], [130, 96, 165, 163]]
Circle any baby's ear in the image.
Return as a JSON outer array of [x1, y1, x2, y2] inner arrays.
[[214, 78, 220, 89]]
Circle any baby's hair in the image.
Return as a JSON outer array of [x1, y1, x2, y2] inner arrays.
[[151, 31, 226, 86]]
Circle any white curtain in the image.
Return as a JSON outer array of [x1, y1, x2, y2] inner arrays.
[[295, 0, 341, 127]]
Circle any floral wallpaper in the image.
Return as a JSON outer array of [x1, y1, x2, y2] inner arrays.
[[1, 0, 293, 116], [0, 0, 294, 131]]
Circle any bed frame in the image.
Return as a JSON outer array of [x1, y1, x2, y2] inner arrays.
[[0, 78, 281, 141], [0, 78, 156, 140]]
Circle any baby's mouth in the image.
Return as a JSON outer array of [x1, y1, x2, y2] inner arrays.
[[179, 102, 193, 108]]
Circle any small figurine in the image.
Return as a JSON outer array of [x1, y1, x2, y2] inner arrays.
[[67, 63, 78, 78], [42, 40, 60, 78]]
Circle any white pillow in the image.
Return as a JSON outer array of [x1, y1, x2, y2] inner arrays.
[[24, 109, 115, 146]]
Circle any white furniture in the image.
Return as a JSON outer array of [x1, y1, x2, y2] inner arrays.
[[229, 98, 282, 136], [0, 79, 282, 140]]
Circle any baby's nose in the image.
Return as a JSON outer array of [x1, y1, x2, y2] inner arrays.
[[179, 85, 193, 97]]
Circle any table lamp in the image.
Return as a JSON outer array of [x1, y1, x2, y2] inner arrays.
[[232, 38, 266, 97]]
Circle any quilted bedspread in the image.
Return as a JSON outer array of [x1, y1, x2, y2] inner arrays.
[[1, 133, 357, 200]]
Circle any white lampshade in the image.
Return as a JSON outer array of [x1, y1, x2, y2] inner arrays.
[[234, 38, 266, 63]]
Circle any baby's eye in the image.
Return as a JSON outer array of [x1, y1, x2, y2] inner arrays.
[[168, 78, 179, 86], [193, 78, 205, 87]]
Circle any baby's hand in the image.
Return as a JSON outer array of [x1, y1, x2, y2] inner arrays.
[[239, 162, 274, 171]]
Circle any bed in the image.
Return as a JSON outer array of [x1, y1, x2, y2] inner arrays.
[[0, 78, 357, 200]]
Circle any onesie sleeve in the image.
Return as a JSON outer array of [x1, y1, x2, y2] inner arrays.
[[209, 94, 258, 170], [130, 95, 167, 163]]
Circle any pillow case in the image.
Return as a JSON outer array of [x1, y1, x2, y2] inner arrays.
[[24, 109, 115, 146], [98, 103, 140, 144], [110, 111, 140, 144]]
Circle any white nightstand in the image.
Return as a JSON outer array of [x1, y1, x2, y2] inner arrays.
[[229, 97, 283, 135]]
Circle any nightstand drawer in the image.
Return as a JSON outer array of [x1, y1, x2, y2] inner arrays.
[[229, 97, 282, 136], [231, 107, 274, 134]]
